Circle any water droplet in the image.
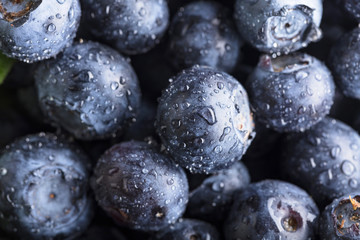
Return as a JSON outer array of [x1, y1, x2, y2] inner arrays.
[[110, 82, 119, 90], [198, 107, 217, 125], [165, 199, 170, 205], [57, 0, 65, 4], [46, 23, 56, 33], [119, 77, 126, 85], [212, 181, 225, 192], [341, 160, 355, 176], [0, 168, 7, 176], [350, 143, 359, 150], [171, 119, 182, 129], [108, 167, 119, 176], [139, 8, 146, 16], [295, 71, 308, 82], [167, 178, 174, 185], [309, 158, 316, 168], [142, 169, 149, 174], [349, 179, 358, 188], [214, 145, 223, 153], [217, 82, 224, 89], [297, 106, 306, 114], [330, 146, 341, 159]]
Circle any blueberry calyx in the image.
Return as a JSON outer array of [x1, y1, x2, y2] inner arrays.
[[262, 5, 322, 54], [0, 0, 41, 26], [333, 195, 360, 237]]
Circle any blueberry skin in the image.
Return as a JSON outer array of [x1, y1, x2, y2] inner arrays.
[[185, 162, 250, 224], [247, 53, 335, 132], [0, 0, 80, 63], [319, 193, 360, 240], [35, 41, 141, 140], [168, 1, 241, 73], [156, 65, 255, 174], [0, 133, 93, 240], [281, 117, 360, 208], [234, 0, 323, 54], [81, 0, 169, 55], [329, 27, 360, 100], [150, 219, 220, 240], [224, 180, 319, 240], [91, 141, 189, 232], [343, 0, 360, 22]]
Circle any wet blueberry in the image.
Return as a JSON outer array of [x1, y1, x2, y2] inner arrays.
[[247, 53, 335, 132], [81, 0, 169, 55], [0, 133, 93, 239], [91, 141, 188, 232], [281, 117, 360, 208], [343, 0, 360, 22], [156, 65, 255, 174], [224, 180, 319, 240], [185, 162, 250, 224], [168, 1, 241, 73], [0, 0, 81, 63], [234, 0, 323, 54], [150, 218, 220, 240], [329, 27, 360, 100], [35, 40, 141, 140]]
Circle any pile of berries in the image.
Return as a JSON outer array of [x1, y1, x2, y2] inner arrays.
[[1, 0, 360, 239]]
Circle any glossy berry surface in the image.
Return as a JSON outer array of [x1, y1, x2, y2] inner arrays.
[[150, 219, 220, 240], [224, 180, 319, 240], [344, 0, 360, 22], [0, 133, 93, 239], [234, 0, 323, 54], [81, 0, 169, 55], [329, 27, 360, 100], [281, 117, 360, 208], [319, 193, 360, 240], [91, 141, 188, 232], [156, 65, 255, 174], [35, 41, 141, 140], [0, 0, 80, 63], [247, 53, 335, 132], [186, 162, 250, 224], [168, 1, 241, 73]]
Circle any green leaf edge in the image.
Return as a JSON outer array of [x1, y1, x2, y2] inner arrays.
[[0, 53, 15, 85]]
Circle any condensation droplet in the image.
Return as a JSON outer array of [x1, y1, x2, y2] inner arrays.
[[341, 160, 355, 176]]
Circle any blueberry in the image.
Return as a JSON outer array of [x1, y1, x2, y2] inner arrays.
[[35, 40, 141, 140], [224, 180, 319, 240], [91, 141, 188, 232], [81, 0, 169, 55], [343, 0, 360, 22], [185, 162, 250, 224], [281, 117, 360, 208], [156, 65, 255, 174], [329, 27, 360, 100], [319, 193, 360, 239], [234, 0, 323, 54], [247, 53, 335, 132], [150, 219, 220, 240], [168, 1, 241, 73], [0, 133, 93, 239], [0, 0, 80, 63]]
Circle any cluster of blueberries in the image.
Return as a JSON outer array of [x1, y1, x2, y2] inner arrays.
[[1, 0, 360, 239]]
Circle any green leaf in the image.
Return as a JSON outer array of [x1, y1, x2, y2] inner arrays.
[[0, 53, 15, 85]]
